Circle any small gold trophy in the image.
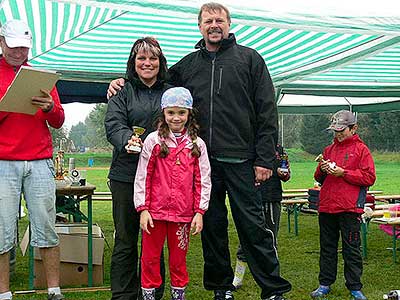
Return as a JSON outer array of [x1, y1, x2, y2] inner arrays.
[[125, 126, 146, 153], [54, 150, 65, 180], [315, 154, 336, 169], [314, 154, 324, 163]]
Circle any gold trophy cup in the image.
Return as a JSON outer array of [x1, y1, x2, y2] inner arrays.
[[54, 150, 65, 180], [315, 154, 336, 169], [125, 126, 146, 153]]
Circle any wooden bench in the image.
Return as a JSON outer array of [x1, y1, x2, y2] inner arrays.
[[374, 195, 400, 204], [282, 189, 381, 194], [373, 204, 399, 211], [92, 191, 112, 201], [281, 199, 309, 236], [368, 190, 383, 195]]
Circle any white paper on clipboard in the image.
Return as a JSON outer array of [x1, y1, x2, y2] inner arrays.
[[0, 66, 60, 115]]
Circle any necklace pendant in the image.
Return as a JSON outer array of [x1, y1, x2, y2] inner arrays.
[[176, 158, 181, 165]]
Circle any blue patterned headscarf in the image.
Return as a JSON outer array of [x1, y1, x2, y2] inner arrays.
[[161, 87, 193, 109]]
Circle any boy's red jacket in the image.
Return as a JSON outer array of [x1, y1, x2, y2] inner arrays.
[[314, 134, 376, 214], [0, 58, 64, 160], [134, 130, 211, 223]]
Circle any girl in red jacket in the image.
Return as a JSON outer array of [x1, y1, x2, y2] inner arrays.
[[311, 110, 376, 300], [134, 87, 211, 300]]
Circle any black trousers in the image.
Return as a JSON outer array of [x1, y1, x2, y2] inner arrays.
[[318, 212, 363, 291], [237, 201, 281, 262], [109, 180, 165, 300], [263, 201, 282, 245], [201, 160, 291, 299]]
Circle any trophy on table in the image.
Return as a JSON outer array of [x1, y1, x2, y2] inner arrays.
[[54, 150, 65, 180], [125, 126, 146, 153]]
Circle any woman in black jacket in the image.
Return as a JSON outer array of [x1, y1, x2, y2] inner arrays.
[[105, 37, 170, 300]]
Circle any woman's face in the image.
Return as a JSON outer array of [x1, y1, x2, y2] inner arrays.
[[135, 49, 160, 87]]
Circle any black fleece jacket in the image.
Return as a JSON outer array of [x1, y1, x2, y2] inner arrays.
[[169, 33, 277, 169]]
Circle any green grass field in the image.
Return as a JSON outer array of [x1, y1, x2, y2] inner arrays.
[[9, 151, 400, 299]]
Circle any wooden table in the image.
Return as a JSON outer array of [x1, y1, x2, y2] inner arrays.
[[283, 188, 309, 193], [282, 192, 308, 201], [361, 208, 399, 260], [372, 217, 400, 263], [281, 199, 309, 236], [28, 183, 96, 289]]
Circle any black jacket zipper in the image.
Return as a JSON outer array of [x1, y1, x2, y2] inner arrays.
[[209, 57, 216, 150]]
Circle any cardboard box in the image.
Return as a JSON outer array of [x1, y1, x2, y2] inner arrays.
[[20, 223, 104, 288], [34, 260, 103, 287]]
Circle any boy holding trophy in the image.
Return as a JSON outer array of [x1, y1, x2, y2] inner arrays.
[[311, 110, 376, 300]]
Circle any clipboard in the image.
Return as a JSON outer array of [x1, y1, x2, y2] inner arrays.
[[0, 66, 60, 115]]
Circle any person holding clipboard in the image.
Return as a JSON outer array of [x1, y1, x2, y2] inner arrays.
[[0, 19, 65, 300]]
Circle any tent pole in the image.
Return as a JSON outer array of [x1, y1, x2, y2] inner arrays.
[[281, 114, 284, 146], [344, 97, 352, 112], [276, 88, 283, 146]]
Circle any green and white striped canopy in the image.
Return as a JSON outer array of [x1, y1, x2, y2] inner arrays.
[[1, 0, 400, 112]]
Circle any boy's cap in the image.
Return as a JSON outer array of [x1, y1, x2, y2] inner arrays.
[[161, 87, 193, 109], [327, 110, 356, 131], [0, 19, 32, 48]]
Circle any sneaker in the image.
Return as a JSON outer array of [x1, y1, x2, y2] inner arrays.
[[0, 291, 12, 300], [310, 285, 330, 298], [214, 290, 234, 300], [232, 259, 246, 290], [350, 290, 367, 300], [225, 290, 234, 300], [264, 295, 287, 300], [48, 294, 65, 300]]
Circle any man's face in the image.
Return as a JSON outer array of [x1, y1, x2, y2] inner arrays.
[[0, 38, 29, 66], [198, 9, 230, 48]]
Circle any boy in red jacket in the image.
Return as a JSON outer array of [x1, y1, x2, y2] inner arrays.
[[311, 110, 376, 300]]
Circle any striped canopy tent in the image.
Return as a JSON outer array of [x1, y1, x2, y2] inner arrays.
[[1, 0, 400, 113]]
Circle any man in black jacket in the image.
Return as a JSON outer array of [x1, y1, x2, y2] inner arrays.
[[107, 3, 291, 300], [169, 3, 291, 300]]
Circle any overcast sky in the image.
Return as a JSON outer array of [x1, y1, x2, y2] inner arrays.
[[62, 102, 96, 131]]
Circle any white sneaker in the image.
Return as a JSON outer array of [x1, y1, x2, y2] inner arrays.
[[19, 205, 26, 217], [232, 259, 246, 289]]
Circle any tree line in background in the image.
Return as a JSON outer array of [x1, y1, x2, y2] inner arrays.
[[50, 104, 109, 152], [51, 104, 400, 155], [282, 111, 400, 154]]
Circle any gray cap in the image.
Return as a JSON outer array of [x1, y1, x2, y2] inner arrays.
[[327, 110, 356, 131]]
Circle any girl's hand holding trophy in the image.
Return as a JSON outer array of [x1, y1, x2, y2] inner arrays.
[[125, 126, 145, 154]]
